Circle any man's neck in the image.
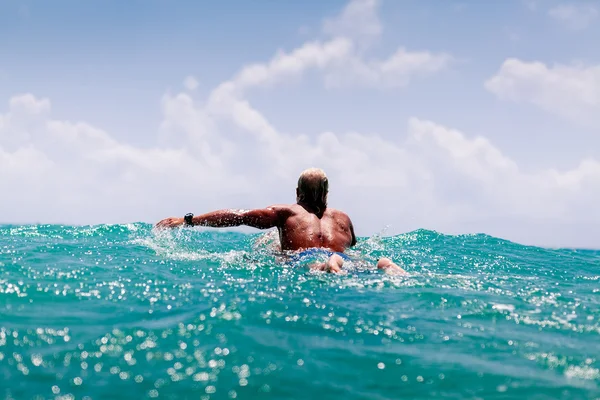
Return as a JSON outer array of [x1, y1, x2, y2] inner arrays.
[[297, 201, 326, 216]]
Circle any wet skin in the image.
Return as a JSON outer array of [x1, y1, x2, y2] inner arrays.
[[155, 203, 356, 253]]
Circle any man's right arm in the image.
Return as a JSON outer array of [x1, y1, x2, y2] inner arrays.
[[191, 208, 281, 229], [156, 206, 292, 229]]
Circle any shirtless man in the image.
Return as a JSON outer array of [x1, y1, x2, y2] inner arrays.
[[155, 168, 405, 274]]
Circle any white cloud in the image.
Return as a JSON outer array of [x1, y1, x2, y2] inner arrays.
[[205, 37, 450, 100], [2, 86, 599, 247], [319, 0, 452, 88], [324, 47, 453, 89], [0, 93, 251, 225], [485, 58, 600, 126], [196, 0, 452, 95], [548, 3, 598, 30], [9, 93, 50, 115], [183, 75, 199, 91], [322, 0, 382, 48], [407, 118, 600, 220], [222, 38, 354, 94], [0, 94, 51, 151]]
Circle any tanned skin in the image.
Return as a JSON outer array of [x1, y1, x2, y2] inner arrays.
[[155, 202, 356, 253]]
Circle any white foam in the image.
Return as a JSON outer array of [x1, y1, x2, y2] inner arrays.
[[492, 303, 515, 312]]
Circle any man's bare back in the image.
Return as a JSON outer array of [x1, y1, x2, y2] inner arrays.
[[155, 168, 405, 274], [275, 204, 356, 252]]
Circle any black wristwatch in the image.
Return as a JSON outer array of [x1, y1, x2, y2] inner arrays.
[[184, 213, 194, 226]]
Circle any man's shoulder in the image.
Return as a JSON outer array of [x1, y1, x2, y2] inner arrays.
[[325, 207, 351, 221], [270, 203, 299, 210], [265, 204, 299, 216]]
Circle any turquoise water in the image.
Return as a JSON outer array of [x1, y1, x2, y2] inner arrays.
[[1, 224, 599, 400]]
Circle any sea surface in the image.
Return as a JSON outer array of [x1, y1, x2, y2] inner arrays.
[[1, 224, 599, 400]]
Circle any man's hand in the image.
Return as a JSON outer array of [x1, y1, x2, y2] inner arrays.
[[155, 217, 185, 228]]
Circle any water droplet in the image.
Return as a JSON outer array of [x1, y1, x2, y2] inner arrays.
[[31, 354, 43, 367], [206, 386, 216, 394]]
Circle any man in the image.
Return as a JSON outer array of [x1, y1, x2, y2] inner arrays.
[[156, 168, 406, 274]]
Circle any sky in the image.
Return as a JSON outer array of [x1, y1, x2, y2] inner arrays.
[[1, 0, 599, 248]]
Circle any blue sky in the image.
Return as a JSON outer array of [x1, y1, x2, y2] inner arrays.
[[1, 0, 599, 247]]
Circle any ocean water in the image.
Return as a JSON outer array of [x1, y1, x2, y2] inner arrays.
[[1, 224, 599, 400]]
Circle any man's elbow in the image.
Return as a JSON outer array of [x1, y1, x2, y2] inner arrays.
[[250, 220, 277, 230]]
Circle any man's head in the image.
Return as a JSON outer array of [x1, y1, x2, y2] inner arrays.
[[296, 168, 329, 211]]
